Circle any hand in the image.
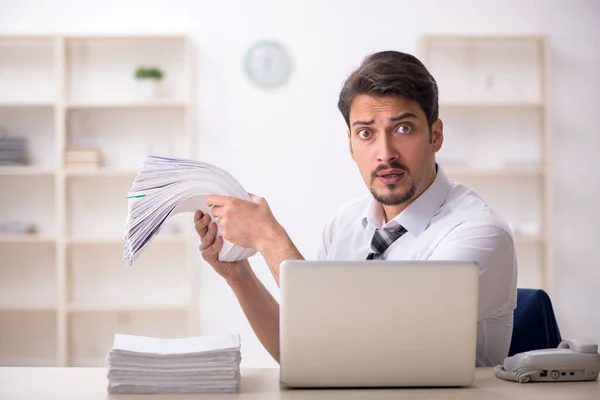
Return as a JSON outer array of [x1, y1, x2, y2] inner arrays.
[[206, 194, 282, 253], [194, 210, 249, 283]]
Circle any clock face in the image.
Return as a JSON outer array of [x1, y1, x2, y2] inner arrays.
[[244, 40, 292, 89]]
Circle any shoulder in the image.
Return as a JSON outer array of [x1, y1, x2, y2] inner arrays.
[[440, 178, 514, 239]]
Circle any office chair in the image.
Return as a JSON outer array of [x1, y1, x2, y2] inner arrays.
[[508, 288, 562, 357]]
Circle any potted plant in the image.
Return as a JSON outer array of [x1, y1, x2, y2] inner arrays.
[[134, 66, 165, 99]]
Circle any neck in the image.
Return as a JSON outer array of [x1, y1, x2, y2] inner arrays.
[[381, 166, 437, 223]]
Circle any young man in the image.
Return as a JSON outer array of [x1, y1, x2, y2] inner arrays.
[[193, 51, 517, 367]]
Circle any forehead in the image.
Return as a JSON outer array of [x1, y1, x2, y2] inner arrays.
[[349, 94, 425, 123]]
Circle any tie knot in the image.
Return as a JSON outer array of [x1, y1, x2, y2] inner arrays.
[[366, 225, 407, 260]]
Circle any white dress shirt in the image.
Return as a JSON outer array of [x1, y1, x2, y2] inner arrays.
[[316, 165, 518, 367]]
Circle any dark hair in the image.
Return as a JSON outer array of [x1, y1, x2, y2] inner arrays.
[[337, 51, 439, 131]]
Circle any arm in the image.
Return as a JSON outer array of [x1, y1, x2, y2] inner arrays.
[[427, 223, 517, 320], [256, 224, 304, 285], [428, 223, 518, 366], [227, 265, 281, 362], [207, 194, 304, 286], [194, 210, 283, 362]]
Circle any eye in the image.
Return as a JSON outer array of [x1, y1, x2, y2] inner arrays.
[[396, 124, 412, 134], [357, 129, 372, 139]]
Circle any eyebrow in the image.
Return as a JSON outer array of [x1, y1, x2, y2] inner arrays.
[[351, 112, 418, 127]]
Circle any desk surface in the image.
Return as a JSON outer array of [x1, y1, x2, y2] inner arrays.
[[0, 367, 599, 400]]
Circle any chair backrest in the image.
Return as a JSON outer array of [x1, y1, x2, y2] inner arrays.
[[508, 288, 562, 357]]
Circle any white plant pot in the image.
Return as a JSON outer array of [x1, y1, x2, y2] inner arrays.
[[136, 79, 160, 100]]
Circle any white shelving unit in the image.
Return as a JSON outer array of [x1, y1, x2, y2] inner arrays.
[[0, 34, 198, 367], [419, 35, 553, 293]]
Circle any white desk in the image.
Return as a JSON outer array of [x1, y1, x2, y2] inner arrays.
[[0, 367, 599, 399]]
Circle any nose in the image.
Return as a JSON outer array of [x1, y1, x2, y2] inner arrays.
[[376, 135, 399, 164]]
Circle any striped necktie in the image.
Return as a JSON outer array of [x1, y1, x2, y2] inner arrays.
[[366, 225, 407, 260]]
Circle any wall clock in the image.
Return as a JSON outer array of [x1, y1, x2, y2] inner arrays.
[[244, 40, 292, 89]]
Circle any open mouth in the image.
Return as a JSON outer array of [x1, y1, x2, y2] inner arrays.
[[376, 169, 405, 184]]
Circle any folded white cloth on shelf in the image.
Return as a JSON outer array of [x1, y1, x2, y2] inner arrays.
[[122, 155, 257, 266], [106, 333, 242, 395]]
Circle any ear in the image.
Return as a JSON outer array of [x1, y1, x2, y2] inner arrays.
[[431, 119, 443, 153], [347, 130, 356, 162]]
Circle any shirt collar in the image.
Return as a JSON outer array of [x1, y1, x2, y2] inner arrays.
[[361, 164, 452, 237]]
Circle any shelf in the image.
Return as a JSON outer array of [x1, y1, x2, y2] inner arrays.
[[66, 235, 188, 245], [423, 34, 547, 42], [67, 100, 187, 109], [66, 240, 190, 308], [0, 101, 55, 108], [0, 304, 56, 311], [65, 168, 138, 177], [442, 165, 544, 177], [0, 174, 56, 236], [440, 100, 543, 108], [0, 234, 55, 244], [0, 33, 195, 367], [0, 37, 56, 106], [68, 309, 188, 367], [0, 242, 56, 307], [67, 34, 189, 41], [0, 167, 55, 176], [515, 234, 545, 244], [0, 310, 57, 367], [67, 304, 189, 312]]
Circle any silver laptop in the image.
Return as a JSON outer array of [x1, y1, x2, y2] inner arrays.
[[279, 260, 479, 388]]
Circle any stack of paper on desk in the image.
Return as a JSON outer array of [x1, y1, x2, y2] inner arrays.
[[106, 333, 242, 394], [122, 155, 257, 266]]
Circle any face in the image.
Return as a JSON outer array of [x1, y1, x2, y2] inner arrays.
[[347, 94, 443, 208]]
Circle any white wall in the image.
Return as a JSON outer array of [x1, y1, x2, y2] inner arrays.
[[1, 0, 599, 367]]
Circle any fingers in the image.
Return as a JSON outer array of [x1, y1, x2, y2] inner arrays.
[[211, 205, 224, 218], [206, 195, 231, 207], [194, 212, 211, 238], [201, 230, 223, 262], [199, 222, 218, 251], [248, 192, 265, 205]]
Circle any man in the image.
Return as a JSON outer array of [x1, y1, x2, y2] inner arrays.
[[193, 51, 517, 367]]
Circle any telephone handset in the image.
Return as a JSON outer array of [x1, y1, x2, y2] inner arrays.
[[495, 339, 600, 383]]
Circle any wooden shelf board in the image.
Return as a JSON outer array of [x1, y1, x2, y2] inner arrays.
[[0, 235, 55, 244], [65, 169, 138, 178], [67, 304, 189, 312], [66, 100, 187, 110], [440, 100, 543, 108], [442, 166, 544, 177], [0, 101, 55, 108], [66, 235, 188, 245], [0, 167, 55, 176], [423, 34, 547, 42], [0, 304, 56, 311], [66, 34, 189, 41], [515, 234, 545, 244]]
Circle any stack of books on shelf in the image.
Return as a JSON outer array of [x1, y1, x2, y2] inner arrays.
[[106, 333, 242, 394], [0, 133, 28, 165], [65, 147, 101, 169]]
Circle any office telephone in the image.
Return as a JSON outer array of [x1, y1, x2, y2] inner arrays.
[[495, 339, 600, 383]]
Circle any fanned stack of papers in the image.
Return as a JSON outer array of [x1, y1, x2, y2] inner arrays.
[[107, 333, 242, 394], [122, 155, 257, 266]]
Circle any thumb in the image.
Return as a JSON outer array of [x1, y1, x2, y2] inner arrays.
[[248, 192, 259, 201]]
